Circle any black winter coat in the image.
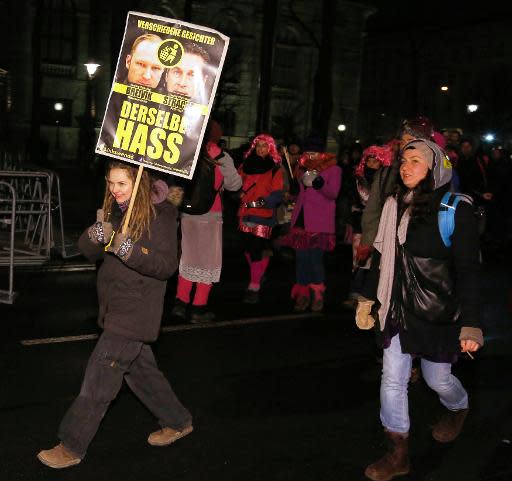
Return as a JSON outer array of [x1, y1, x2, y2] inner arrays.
[[364, 187, 481, 358], [79, 200, 178, 343]]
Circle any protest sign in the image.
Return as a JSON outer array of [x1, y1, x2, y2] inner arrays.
[[96, 11, 229, 179]]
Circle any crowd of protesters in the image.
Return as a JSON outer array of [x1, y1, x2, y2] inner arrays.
[[37, 115, 511, 480]]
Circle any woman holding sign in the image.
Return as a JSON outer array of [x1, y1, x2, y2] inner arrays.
[[38, 161, 192, 469]]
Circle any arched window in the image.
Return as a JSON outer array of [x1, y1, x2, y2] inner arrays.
[[41, 0, 77, 65], [215, 13, 243, 85], [215, 15, 242, 38], [274, 25, 300, 90], [0, 68, 11, 139]]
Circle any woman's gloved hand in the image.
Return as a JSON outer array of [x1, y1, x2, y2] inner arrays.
[[301, 169, 318, 187], [106, 231, 134, 261], [356, 244, 373, 263], [355, 299, 375, 330], [459, 327, 484, 354], [167, 186, 184, 207], [312, 175, 325, 190], [87, 209, 113, 245]]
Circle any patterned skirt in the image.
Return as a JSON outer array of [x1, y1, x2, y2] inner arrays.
[[279, 227, 336, 251], [238, 221, 273, 239]]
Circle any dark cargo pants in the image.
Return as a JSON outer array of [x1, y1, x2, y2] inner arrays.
[[58, 331, 192, 458]]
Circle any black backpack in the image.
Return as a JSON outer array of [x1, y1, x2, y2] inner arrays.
[[180, 159, 220, 215]]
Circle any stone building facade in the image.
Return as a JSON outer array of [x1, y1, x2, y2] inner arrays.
[[1, 0, 372, 166]]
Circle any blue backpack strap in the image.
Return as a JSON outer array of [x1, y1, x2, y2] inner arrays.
[[438, 192, 470, 247]]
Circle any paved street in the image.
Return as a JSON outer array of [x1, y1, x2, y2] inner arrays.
[[1, 242, 511, 481]]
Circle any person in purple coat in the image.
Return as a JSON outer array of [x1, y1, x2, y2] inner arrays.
[[281, 150, 341, 311]]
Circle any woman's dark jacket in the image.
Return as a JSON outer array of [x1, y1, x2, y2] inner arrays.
[[364, 187, 481, 358], [78, 200, 178, 343]]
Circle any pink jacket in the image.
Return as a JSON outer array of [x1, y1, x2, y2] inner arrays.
[[291, 164, 341, 234]]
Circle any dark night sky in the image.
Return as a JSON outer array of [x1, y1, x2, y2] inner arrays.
[[363, 1, 512, 33]]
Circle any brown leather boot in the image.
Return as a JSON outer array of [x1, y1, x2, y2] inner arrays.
[[432, 408, 469, 443], [364, 430, 410, 481], [37, 443, 81, 469]]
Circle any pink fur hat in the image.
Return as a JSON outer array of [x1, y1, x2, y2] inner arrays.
[[244, 133, 281, 163]]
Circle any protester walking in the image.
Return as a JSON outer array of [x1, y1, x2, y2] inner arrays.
[[38, 161, 192, 469], [238, 134, 284, 304], [171, 122, 242, 323], [356, 139, 483, 481], [281, 148, 341, 312], [344, 144, 393, 306]]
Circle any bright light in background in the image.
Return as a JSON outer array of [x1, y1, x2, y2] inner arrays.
[[337, 124, 346, 132], [467, 104, 479, 113], [484, 133, 495, 142], [440, 85, 449, 92], [54, 102, 63, 111], [84, 62, 100, 78]]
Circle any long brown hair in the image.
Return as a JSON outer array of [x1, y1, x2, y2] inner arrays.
[[102, 161, 155, 242]]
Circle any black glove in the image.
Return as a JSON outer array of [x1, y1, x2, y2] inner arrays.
[[312, 176, 325, 190], [106, 231, 134, 261], [87, 209, 113, 245]]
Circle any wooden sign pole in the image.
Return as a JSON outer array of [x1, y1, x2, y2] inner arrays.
[[122, 164, 144, 234], [282, 146, 294, 178]]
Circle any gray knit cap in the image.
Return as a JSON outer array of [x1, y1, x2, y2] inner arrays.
[[401, 138, 452, 189]]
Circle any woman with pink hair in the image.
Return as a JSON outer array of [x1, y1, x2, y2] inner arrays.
[[345, 144, 393, 306], [238, 134, 284, 303]]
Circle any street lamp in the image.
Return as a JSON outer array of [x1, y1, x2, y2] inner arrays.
[[336, 124, 347, 158], [440, 85, 449, 92], [84, 62, 100, 79], [84, 61, 100, 119], [467, 104, 479, 113], [78, 61, 101, 165], [53, 101, 65, 157]]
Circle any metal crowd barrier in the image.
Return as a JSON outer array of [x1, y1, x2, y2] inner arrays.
[[0, 149, 86, 303], [0, 171, 53, 265], [0, 180, 15, 304]]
